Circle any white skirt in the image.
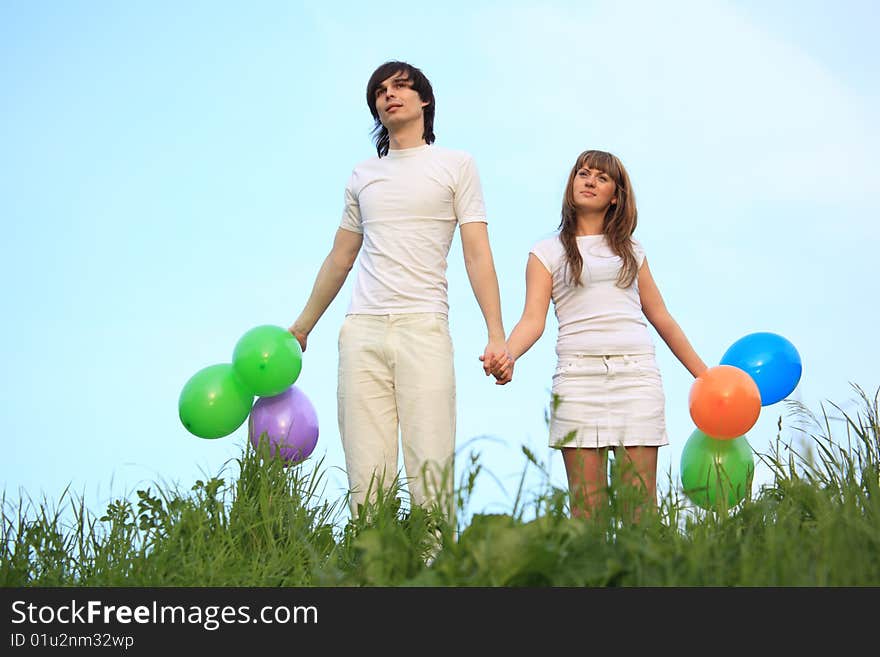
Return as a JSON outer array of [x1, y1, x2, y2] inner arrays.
[[549, 353, 669, 449]]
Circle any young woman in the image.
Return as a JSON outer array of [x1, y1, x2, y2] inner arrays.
[[490, 150, 707, 520]]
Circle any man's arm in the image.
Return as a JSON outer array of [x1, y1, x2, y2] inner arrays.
[[459, 222, 510, 380], [288, 227, 363, 351]]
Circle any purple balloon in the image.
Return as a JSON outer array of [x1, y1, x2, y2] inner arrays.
[[248, 385, 319, 464]]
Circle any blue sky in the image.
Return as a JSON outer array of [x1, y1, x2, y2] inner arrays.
[[2, 0, 878, 524]]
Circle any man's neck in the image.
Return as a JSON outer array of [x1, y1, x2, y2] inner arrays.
[[388, 121, 427, 151]]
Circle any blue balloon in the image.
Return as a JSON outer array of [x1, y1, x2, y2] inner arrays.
[[720, 332, 802, 406]]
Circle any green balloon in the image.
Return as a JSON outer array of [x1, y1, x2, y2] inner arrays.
[[680, 429, 755, 510], [179, 363, 254, 439], [232, 325, 303, 397]]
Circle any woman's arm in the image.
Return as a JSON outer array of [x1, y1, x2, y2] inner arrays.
[[638, 258, 708, 378], [507, 254, 553, 359], [486, 254, 553, 383]]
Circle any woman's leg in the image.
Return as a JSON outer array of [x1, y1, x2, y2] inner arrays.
[[614, 445, 658, 522], [562, 447, 609, 520]]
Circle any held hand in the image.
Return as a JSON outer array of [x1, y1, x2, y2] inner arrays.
[[288, 324, 308, 353], [480, 339, 508, 376], [493, 355, 514, 385], [476, 353, 514, 385], [478, 340, 515, 385]]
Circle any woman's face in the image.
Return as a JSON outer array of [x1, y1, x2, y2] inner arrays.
[[571, 166, 617, 213]]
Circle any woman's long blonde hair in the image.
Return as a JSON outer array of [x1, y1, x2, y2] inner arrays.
[[558, 150, 639, 288]]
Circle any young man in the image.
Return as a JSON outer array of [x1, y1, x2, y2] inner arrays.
[[288, 61, 510, 520]]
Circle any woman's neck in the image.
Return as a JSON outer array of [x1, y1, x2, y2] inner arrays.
[[574, 213, 604, 236]]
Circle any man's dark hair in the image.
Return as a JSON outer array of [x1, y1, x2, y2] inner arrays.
[[366, 61, 436, 157]]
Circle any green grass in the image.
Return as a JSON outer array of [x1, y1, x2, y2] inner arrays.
[[3, 385, 878, 586]]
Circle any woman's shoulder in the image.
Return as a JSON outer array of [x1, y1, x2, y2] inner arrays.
[[528, 231, 564, 273], [629, 235, 647, 267], [530, 230, 563, 253]]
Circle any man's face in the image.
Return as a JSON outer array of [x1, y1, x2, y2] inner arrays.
[[374, 72, 429, 129]]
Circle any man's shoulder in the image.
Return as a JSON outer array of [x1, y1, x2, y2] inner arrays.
[[347, 146, 477, 183], [427, 144, 477, 165], [350, 153, 382, 173], [350, 145, 475, 165]]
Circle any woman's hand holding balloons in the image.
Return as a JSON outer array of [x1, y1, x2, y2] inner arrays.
[[680, 429, 755, 510], [720, 332, 802, 406], [689, 365, 762, 439], [681, 332, 802, 510]]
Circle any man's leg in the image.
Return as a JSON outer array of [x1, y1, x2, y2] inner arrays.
[[393, 313, 457, 524], [338, 315, 400, 518]]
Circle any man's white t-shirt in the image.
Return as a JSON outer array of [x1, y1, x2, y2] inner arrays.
[[530, 233, 654, 357], [339, 144, 487, 315]]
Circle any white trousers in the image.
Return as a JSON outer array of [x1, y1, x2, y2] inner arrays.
[[337, 313, 456, 519]]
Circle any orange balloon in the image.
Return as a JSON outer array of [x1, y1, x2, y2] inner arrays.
[[689, 365, 761, 439]]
